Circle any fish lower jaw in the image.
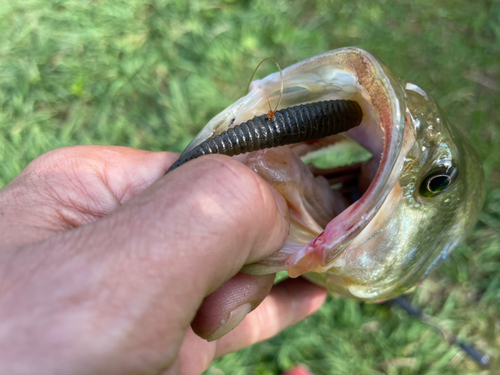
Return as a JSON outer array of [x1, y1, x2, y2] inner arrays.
[[242, 124, 397, 278]]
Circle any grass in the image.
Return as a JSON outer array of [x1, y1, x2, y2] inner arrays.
[[1, 0, 499, 373], [300, 141, 372, 170]]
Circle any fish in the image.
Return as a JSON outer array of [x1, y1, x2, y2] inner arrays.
[[179, 47, 484, 301]]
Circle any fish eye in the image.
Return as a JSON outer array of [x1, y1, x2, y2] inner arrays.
[[419, 166, 457, 198]]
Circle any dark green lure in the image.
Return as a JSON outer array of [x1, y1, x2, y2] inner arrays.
[[167, 99, 362, 173]]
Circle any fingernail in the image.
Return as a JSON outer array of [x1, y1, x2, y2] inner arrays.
[[269, 185, 289, 219], [207, 303, 252, 342]]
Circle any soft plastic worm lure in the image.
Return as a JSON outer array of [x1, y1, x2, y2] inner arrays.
[[166, 99, 363, 173]]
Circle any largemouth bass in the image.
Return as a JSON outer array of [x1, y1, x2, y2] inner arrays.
[[179, 47, 484, 301]]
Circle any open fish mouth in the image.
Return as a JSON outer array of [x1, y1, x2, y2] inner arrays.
[[177, 48, 410, 297], [172, 47, 485, 301]]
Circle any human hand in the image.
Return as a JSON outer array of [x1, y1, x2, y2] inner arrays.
[[0, 146, 326, 375]]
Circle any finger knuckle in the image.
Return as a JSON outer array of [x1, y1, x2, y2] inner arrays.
[[22, 146, 100, 179]]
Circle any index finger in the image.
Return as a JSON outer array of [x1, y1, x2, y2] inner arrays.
[[0, 146, 180, 246]]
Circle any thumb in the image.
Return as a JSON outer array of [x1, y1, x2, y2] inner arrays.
[[108, 154, 290, 297]]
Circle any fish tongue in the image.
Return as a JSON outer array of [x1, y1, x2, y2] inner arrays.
[[243, 147, 349, 244]]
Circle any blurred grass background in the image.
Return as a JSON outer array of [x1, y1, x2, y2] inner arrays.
[[1, 0, 499, 373]]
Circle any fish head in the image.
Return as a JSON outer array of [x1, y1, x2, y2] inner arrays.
[[303, 79, 485, 301], [182, 47, 484, 301]]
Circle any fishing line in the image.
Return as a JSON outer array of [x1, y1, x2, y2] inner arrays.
[[391, 296, 490, 368]]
